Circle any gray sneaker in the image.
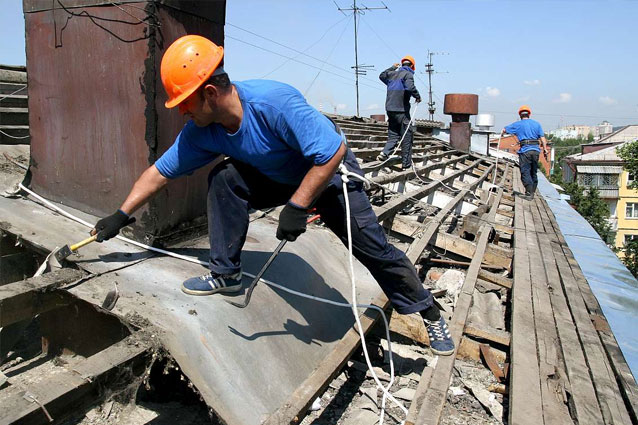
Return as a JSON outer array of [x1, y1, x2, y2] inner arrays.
[[376, 153, 388, 161], [182, 271, 243, 296]]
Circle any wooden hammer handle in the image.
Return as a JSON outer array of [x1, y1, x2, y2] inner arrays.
[[70, 234, 98, 252]]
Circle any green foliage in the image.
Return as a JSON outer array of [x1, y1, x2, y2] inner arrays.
[[563, 183, 613, 244], [622, 239, 638, 279], [617, 140, 638, 190], [548, 136, 583, 182], [587, 132, 594, 142]]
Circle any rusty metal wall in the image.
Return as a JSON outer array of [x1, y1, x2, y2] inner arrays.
[[24, 1, 225, 243]]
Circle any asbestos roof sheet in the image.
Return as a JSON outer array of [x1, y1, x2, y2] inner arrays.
[[576, 165, 623, 173]]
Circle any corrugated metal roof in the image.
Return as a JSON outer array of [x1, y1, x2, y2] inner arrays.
[[576, 165, 623, 173]]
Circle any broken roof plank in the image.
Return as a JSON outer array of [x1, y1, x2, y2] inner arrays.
[[404, 162, 494, 264], [412, 188, 504, 425], [370, 154, 470, 185], [0, 333, 151, 424], [373, 159, 482, 222], [0, 268, 85, 327]]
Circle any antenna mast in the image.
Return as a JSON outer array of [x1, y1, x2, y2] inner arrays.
[[335, 0, 389, 116]]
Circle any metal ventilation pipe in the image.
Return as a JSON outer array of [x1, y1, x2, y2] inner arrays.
[[444, 94, 479, 152]]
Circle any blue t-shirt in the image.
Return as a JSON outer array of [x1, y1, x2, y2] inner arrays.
[[504, 118, 544, 154], [155, 80, 343, 185]]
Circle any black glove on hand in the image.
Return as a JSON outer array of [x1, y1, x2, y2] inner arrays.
[[276, 202, 308, 242], [94, 210, 135, 242]]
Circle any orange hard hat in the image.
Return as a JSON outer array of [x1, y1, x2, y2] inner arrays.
[[161, 35, 224, 108], [518, 105, 532, 115], [401, 55, 416, 70]]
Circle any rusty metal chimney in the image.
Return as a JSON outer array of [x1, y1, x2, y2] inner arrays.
[[443, 94, 478, 152]]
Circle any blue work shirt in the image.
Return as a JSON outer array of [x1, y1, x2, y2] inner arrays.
[[504, 118, 544, 154], [155, 80, 343, 186]]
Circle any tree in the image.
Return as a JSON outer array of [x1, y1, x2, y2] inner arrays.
[[578, 187, 613, 244], [622, 239, 638, 279], [563, 183, 613, 244], [587, 132, 594, 142], [617, 140, 638, 190]]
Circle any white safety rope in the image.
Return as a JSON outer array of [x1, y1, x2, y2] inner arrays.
[[376, 102, 419, 168], [18, 181, 406, 422], [339, 164, 408, 422]]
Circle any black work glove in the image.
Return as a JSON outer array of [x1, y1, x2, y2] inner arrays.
[[276, 202, 308, 242], [93, 210, 135, 242]]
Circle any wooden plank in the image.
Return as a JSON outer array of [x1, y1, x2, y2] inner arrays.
[[432, 231, 512, 270], [0, 333, 151, 424], [464, 322, 510, 347], [547, 225, 632, 423], [524, 212, 573, 425], [0, 268, 85, 327], [263, 293, 389, 425], [538, 196, 638, 421], [536, 230, 605, 423], [508, 169, 543, 425], [480, 344, 505, 381], [477, 269, 512, 289]]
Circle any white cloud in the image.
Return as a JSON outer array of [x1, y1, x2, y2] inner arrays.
[[523, 79, 541, 86], [554, 93, 572, 103], [599, 96, 617, 105], [336, 103, 347, 111], [365, 103, 380, 110], [485, 87, 500, 97]]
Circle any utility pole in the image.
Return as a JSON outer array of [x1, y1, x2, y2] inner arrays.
[[424, 50, 448, 121], [335, 1, 388, 116]]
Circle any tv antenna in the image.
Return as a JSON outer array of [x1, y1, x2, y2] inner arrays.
[[424, 50, 449, 121], [335, 0, 389, 116]]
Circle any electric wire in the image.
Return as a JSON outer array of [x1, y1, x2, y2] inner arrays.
[[227, 20, 382, 87], [259, 15, 351, 79], [304, 17, 353, 96], [225, 35, 385, 93]]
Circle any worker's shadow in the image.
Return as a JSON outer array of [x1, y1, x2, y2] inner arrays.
[[224, 250, 355, 346]]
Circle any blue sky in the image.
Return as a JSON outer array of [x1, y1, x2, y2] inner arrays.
[[2, 0, 637, 130]]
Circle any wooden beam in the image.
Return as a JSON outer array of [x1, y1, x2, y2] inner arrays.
[[370, 154, 470, 185], [0, 333, 151, 424], [373, 159, 482, 222], [477, 269, 512, 289], [464, 322, 510, 347], [0, 268, 85, 327]]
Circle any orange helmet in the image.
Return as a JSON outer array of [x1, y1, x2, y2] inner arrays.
[[518, 105, 532, 116], [401, 55, 416, 70], [160, 35, 224, 108]]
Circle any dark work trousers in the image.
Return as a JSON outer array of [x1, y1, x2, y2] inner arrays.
[[519, 150, 540, 191], [381, 112, 413, 169], [206, 149, 433, 314]]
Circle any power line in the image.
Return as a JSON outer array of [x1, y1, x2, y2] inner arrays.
[[225, 35, 385, 93], [259, 15, 350, 79], [227, 20, 378, 86], [483, 110, 638, 120], [304, 17, 352, 96]]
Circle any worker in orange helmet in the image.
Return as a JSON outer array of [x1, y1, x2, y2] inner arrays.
[[377, 55, 421, 169], [501, 105, 549, 200], [90, 36, 454, 356]]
